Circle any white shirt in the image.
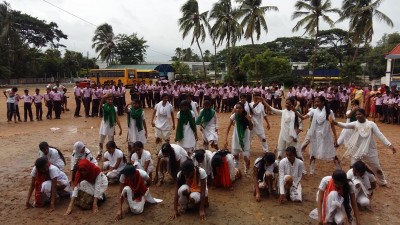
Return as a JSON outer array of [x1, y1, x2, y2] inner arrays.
[[31, 164, 68, 183], [39, 147, 65, 170], [71, 148, 98, 170], [278, 158, 304, 194], [154, 102, 173, 130], [131, 150, 153, 174], [319, 176, 355, 194], [192, 150, 213, 176], [103, 149, 126, 172], [158, 144, 189, 167]]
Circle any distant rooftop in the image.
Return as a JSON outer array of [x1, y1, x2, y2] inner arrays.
[[385, 43, 400, 59]]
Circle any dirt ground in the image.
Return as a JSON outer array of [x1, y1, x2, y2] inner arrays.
[[0, 85, 399, 225]]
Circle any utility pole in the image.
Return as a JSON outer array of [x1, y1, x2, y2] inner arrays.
[[86, 51, 89, 77]]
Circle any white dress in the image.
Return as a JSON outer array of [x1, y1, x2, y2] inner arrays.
[[192, 150, 213, 176], [278, 158, 304, 201], [103, 149, 126, 179], [71, 147, 98, 171], [72, 173, 108, 199], [347, 168, 375, 207], [271, 108, 302, 157], [177, 110, 196, 150], [99, 106, 118, 136], [154, 102, 173, 139], [31, 165, 70, 197], [198, 109, 218, 143], [230, 113, 251, 154], [127, 108, 147, 144], [306, 107, 336, 160], [249, 102, 266, 137], [157, 144, 189, 169]]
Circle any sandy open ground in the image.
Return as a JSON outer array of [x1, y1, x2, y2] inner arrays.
[[0, 85, 399, 225]]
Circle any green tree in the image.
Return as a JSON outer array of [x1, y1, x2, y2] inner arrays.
[[340, 61, 362, 83], [309, 49, 339, 69], [237, 0, 278, 80], [210, 0, 243, 81], [92, 23, 115, 66], [114, 33, 148, 64], [63, 50, 83, 77], [339, 0, 394, 61], [292, 0, 340, 42], [317, 28, 351, 66], [178, 0, 210, 77], [171, 60, 191, 75], [264, 36, 315, 62]]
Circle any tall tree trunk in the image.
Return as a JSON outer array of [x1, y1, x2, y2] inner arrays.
[[352, 43, 361, 62], [214, 40, 218, 84], [251, 35, 258, 82], [227, 33, 231, 82], [311, 20, 320, 85], [196, 38, 207, 78]]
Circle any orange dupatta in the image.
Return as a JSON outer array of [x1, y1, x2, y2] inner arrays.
[[322, 178, 343, 223]]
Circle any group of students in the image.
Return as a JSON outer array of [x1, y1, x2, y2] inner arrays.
[[4, 82, 69, 122], [22, 80, 398, 224]]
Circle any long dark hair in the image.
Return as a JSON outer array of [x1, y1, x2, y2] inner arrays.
[[161, 143, 179, 178], [106, 141, 127, 163], [316, 96, 330, 120], [39, 142, 66, 165], [351, 160, 374, 175], [211, 149, 230, 178], [177, 160, 200, 187], [255, 152, 276, 181], [288, 97, 300, 129], [332, 170, 352, 222], [235, 102, 250, 128]]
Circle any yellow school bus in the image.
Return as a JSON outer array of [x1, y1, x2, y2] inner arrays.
[[137, 69, 159, 84], [88, 69, 137, 87]]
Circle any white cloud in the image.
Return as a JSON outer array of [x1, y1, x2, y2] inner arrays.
[[10, 0, 400, 62]]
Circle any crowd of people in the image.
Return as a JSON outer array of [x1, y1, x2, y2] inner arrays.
[[4, 79, 398, 224]]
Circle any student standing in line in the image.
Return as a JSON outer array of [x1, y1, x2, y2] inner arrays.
[[175, 100, 198, 157], [151, 94, 175, 153], [44, 87, 53, 119], [33, 88, 44, 121], [52, 87, 63, 119], [21, 89, 34, 122], [3, 87, 18, 123], [74, 81, 83, 117]]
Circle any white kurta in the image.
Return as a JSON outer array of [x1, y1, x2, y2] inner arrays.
[[337, 120, 391, 185], [99, 106, 118, 136], [131, 150, 153, 174], [229, 113, 250, 154], [154, 102, 173, 131], [198, 109, 218, 143], [39, 148, 65, 171], [177, 110, 196, 149], [249, 102, 266, 136], [347, 168, 375, 207], [192, 150, 213, 176], [71, 148, 98, 171], [337, 110, 354, 145], [306, 107, 336, 160], [271, 107, 301, 157], [72, 173, 108, 199], [127, 108, 147, 144], [278, 158, 304, 196]]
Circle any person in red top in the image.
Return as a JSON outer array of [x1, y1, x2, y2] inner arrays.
[[65, 159, 108, 215], [115, 163, 149, 219]]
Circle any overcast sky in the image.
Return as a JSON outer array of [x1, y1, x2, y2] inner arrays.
[[10, 0, 400, 62]]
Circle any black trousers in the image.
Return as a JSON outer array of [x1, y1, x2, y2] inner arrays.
[[53, 101, 62, 118], [139, 93, 147, 108], [92, 99, 100, 117], [154, 92, 161, 105], [83, 97, 91, 116], [146, 92, 153, 108], [46, 101, 53, 118], [274, 98, 282, 110], [35, 102, 43, 120], [74, 97, 82, 116], [24, 102, 33, 121]]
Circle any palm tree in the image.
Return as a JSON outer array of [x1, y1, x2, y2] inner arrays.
[[91, 23, 115, 66], [210, 0, 243, 81], [292, 0, 340, 83], [292, 0, 340, 45], [339, 0, 393, 61], [178, 0, 210, 77], [237, 0, 278, 81], [175, 47, 183, 61]]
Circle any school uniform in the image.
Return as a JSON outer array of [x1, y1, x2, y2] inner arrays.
[[154, 102, 174, 141], [176, 110, 197, 154], [52, 91, 63, 119], [5, 89, 16, 121], [33, 93, 44, 120], [229, 113, 251, 158], [44, 92, 53, 119], [177, 167, 208, 211], [131, 150, 153, 175], [278, 157, 304, 202], [249, 102, 269, 152], [22, 94, 34, 121], [39, 147, 66, 171], [127, 107, 147, 144], [73, 86, 82, 117], [347, 168, 375, 207], [82, 87, 92, 117], [99, 105, 118, 144], [103, 149, 126, 179]]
